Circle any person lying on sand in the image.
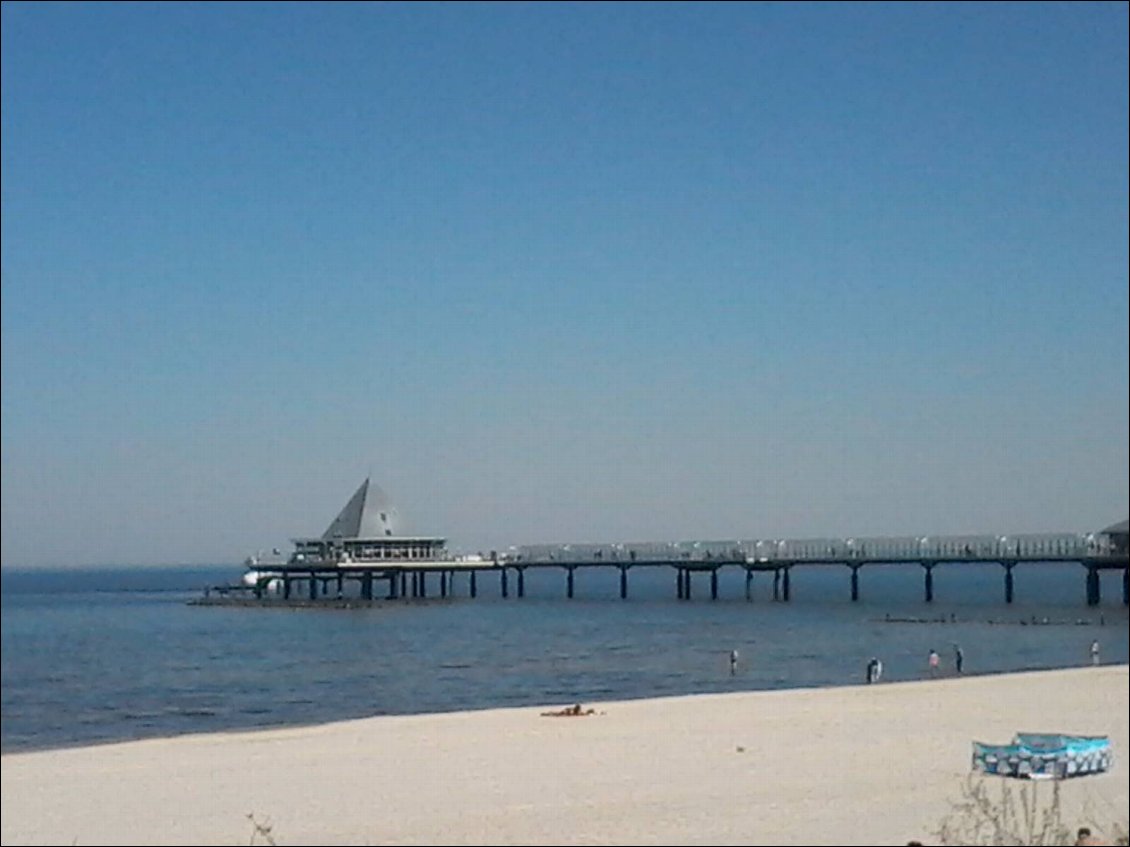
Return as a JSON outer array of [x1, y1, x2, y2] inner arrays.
[[540, 703, 598, 717]]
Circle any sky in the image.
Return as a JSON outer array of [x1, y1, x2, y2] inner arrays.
[[2, 1, 1127, 567]]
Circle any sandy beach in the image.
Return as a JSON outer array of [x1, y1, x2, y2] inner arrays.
[[2, 665, 1126, 846]]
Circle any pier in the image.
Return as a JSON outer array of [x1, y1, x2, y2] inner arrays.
[[194, 481, 1129, 608], [198, 533, 1129, 608]]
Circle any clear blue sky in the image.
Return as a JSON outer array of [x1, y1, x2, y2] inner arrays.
[[2, 2, 1127, 567]]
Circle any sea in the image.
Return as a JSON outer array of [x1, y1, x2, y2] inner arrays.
[[2, 562, 1127, 754]]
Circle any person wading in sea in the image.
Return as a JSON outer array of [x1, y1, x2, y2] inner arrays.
[[866, 656, 882, 684]]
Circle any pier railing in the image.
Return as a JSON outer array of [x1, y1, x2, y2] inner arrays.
[[509, 532, 1114, 565]]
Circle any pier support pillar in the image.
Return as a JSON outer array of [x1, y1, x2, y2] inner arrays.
[[619, 566, 628, 600], [782, 567, 791, 602], [772, 568, 780, 601], [710, 569, 719, 601], [470, 570, 478, 598], [685, 569, 693, 600], [501, 567, 509, 599], [362, 572, 374, 601], [440, 570, 448, 598], [923, 563, 934, 603], [566, 567, 575, 599], [283, 575, 291, 600], [1003, 562, 1015, 604], [517, 567, 525, 598], [308, 573, 317, 601], [1086, 567, 1101, 606], [744, 568, 753, 602], [383, 571, 393, 600], [675, 569, 684, 600], [400, 572, 407, 597], [850, 565, 860, 602], [336, 574, 343, 597]]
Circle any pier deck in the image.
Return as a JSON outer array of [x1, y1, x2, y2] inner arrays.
[[199, 546, 1129, 607]]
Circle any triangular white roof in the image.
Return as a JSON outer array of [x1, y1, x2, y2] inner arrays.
[[322, 478, 400, 539]]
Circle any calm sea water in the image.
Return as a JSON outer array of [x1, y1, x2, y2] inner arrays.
[[2, 562, 1127, 753]]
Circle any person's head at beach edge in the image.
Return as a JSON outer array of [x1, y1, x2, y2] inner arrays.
[[1074, 826, 1109, 846]]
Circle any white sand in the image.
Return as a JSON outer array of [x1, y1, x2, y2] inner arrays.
[[2, 666, 1127, 846]]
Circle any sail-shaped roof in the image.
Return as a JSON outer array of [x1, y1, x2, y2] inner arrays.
[[321, 478, 400, 540]]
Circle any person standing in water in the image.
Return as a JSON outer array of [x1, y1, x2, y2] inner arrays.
[[928, 649, 940, 677], [729, 649, 739, 676], [1090, 639, 1100, 666], [953, 644, 964, 674], [866, 656, 882, 684]]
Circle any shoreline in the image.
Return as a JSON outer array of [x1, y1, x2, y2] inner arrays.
[[3, 665, 1127, 846], [2, 659, 1119, 757]]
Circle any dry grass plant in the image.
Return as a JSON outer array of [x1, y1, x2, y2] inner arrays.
[[246, 812, 276, 846], [935, 774, 1128, 846]]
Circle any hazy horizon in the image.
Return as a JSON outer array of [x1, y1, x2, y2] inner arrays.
[[3, 2, 1127, 568]]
